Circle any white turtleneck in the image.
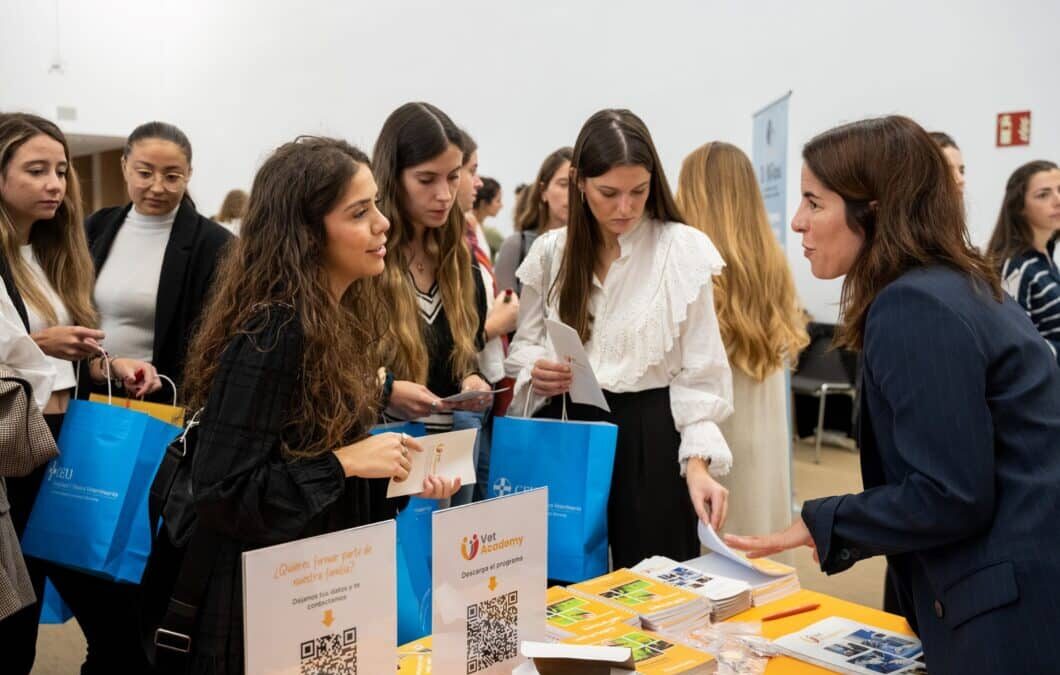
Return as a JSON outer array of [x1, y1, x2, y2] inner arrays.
[[94, 206, 176, 363]]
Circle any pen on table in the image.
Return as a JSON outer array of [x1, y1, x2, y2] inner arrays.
[[761, 603, 821, 622]]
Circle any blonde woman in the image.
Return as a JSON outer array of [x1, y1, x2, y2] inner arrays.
[[212, 188, 248, 235], [676, 141, 809, 542]]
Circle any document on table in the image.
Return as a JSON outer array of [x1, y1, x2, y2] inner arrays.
[[386, 428, 478, 498], [544, 318, 611, 412]]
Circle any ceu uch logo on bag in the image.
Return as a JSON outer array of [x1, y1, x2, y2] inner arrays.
[[46, 464, 74, 482], [491, 476, 537, 497]]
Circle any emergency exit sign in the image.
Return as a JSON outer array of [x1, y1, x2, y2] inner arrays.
[[997, 111, 1031, 147]]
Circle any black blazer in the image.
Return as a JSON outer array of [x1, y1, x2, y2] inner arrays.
[[85, 200, 232, 397], [802, 266, 1060, 673]]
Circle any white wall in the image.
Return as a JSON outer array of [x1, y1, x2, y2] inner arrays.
[[2, 0, 1058, 322]]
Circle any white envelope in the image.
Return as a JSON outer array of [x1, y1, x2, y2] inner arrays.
[[386, 428, 478, 498], [544, 318, 611, 412]]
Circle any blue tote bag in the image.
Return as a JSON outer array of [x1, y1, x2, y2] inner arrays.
[[38, 579, 72, 624], [488, 415, 618, 582], [371, 421, 435, 643], [21, 398, 180, 583]]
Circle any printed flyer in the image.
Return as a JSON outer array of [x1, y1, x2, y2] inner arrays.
[[432, 488, 548, 674], [242, 520, 396, 674]]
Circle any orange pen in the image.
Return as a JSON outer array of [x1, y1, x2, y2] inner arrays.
[[762, 603, 821, 622]]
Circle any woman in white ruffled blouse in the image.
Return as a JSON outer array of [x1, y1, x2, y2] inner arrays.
[[506, 109, 734, 569]]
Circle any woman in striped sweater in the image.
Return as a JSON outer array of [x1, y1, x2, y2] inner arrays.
[[987, 160, 1060, 362]]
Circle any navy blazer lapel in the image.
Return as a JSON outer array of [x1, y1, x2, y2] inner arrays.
[[153, 200, 198, 364]]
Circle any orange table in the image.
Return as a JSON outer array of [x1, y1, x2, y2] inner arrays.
[[726, 590, 915, 674]]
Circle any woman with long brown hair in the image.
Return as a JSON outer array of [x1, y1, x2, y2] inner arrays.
[[164, 136, 458, 674], [366, 103, 498, 433], [0, 112, 159, 674], [987, 160, 1060, 361], [506, 109, 733, 570], [494, 146, 572, 294], [726, 116, 1060, 672], [676, 141, 808, 542]]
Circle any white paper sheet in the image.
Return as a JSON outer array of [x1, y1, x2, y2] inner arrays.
[[544, 318, 611, 412], [386, 428, 478, 498]]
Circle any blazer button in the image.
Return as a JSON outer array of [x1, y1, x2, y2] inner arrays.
[[838, 549, 851, 561], [934, 600, 944, 618]]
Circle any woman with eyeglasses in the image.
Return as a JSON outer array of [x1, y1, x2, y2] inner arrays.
[[64, 122, 231, 670], [86, 122, 232, 399]]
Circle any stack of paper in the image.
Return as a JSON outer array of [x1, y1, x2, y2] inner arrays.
[[546, 586, 641, 641], [564, 624, 717, 674], [570, 569, 711, 636], [632, 556, 753, 621], [397, 635, 432, 674], [773, 617, 926, 674], [683, 523, 800, 606]]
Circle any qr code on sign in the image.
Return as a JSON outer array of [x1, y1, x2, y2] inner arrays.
[[466, 590, 519, 673], [299, 626, 356, 675]]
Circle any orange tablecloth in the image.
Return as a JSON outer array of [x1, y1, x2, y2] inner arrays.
[[726, 589, 916, 674]]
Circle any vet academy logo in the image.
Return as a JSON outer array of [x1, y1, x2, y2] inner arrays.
[[459, 531, 525, 560], [461, 534, 481, 560]]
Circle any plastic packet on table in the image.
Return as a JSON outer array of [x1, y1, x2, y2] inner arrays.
[[685, 621, 771, 675]]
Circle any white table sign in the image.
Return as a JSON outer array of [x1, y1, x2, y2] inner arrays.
[[432, 488, 548, 674], [242, 520, 396, 675]]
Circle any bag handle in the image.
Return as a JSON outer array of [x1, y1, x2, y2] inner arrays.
[[521, 386, 567, 421], [73, 346, 113, 403]]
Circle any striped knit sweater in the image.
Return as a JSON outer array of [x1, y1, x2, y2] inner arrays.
[[1001, 242, 1060, 363]]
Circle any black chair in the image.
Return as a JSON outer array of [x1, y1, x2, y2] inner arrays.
[[791, 322, 859, 463]]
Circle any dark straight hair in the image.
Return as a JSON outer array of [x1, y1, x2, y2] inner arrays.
[[123, 120, 196, 208], [987, 160, 1060, 268], [556, 109, 683, 341], [516, 146, 572, 232], [803, 115, 1000, 351], [473, 177, 500, 210]]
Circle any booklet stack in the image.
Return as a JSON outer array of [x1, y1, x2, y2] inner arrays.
[[546, 586, 641, 641], [564, 624, 717, 674], [773, 617, 927, 674], [683, 523, 800, 606], [570, 569, 711, 636], [632, 556, 753, 621]]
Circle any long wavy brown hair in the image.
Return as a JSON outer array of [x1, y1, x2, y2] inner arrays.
[[183, 137, 383, 458], [364, 102, 478, 384], [558, 109, 683, 342], [804, 116, 1001, 351], [0, 113, 97, 328], [516, 147, 572, 233], [677, 142, 809, 380]]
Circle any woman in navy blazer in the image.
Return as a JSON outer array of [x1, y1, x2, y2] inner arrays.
[[727, 116, 1060, 674]]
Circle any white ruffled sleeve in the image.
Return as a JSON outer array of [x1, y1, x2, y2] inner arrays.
[[0, 286, 55, 411], [670, 254, 735, 477], [504, 232, 558, 417]]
